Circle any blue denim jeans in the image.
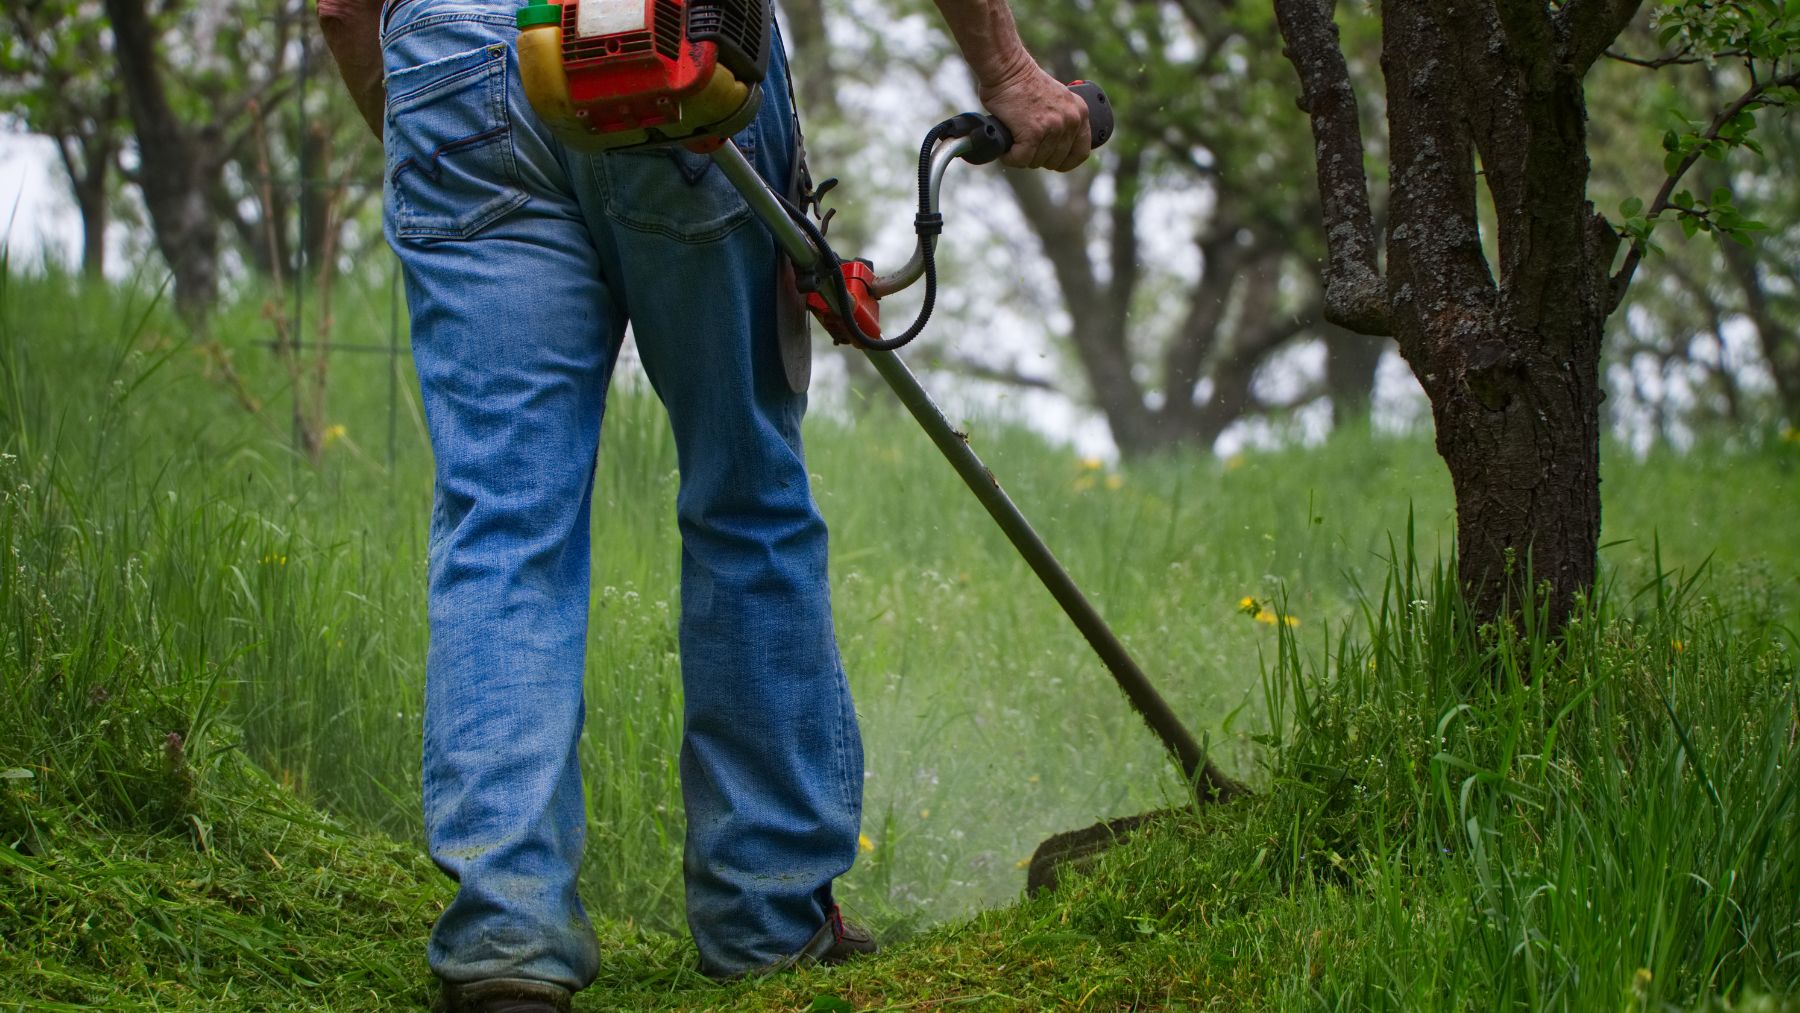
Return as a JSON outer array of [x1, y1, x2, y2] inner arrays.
[[380, 0, 863, 987]]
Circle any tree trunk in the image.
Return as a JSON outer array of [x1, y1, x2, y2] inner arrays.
[[1005, 158, 1322, 458], [71, 158, 110, 281], [1277, 0, 1636, 628], [779, 0, 839, 125], [1324, 328, 1384, 428], [78, 195, 107, 280], [1388, 2, 1613, 626], [1719, 233, 1800, 427], [51, 128, 117, 281], [1424, 329, 1604, 624], [103, 0, 221, 322]]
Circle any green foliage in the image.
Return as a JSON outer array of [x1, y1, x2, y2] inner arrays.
[[0, 1, 117, 132], [1615, 0, 1800, 252], [1587, 11, 1800, 436], [1656, 0, 1800, 63]]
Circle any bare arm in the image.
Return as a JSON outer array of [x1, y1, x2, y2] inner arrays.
[[929, 0, 1090, 171], [317, 0, 385, 140]]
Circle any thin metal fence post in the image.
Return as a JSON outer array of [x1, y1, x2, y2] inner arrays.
[[293, 6, 310, 454]]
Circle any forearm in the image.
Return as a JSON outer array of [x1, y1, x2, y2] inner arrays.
[[927, 0, 1089, 171], [927, 0, 1038, 93], [317, 0, 386, 139]]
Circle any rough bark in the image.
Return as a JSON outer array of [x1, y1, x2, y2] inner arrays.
[[1276, 0, 1641, 626], [1272, 0, 1388, 335]]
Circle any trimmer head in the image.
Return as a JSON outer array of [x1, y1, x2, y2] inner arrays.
[[516, 0, 771, 151]]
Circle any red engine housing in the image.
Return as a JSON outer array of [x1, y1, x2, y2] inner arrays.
[[559, 0, 721, 136]]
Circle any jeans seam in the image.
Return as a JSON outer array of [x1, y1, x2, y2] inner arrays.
[[389, 43, 508, 106], [836, 670, 855, 814], [389, 45, 527, 241], [384, 10, 519, 46], [596, 152, 756, 245], [607, 210, 753, 245]]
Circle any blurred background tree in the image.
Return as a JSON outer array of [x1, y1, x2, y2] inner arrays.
[[0, 1, 124, 280], [0, 0, 1792, 462]]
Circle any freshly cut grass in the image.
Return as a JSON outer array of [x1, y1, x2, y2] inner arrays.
[[0, 757, 442, 1011]]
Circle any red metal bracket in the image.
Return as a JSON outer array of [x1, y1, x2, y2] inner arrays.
[[805, 260, 881, 345]]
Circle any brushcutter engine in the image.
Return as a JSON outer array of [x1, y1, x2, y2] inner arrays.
[[515, 0, 1115, 351], [515, 0, 771, 151]]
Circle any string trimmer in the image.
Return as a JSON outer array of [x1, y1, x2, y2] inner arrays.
[[513, 0, 1247, 891]]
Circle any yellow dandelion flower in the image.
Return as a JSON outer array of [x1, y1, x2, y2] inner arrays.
[[858, 833, 874, 852], [1080, 456, 1104, 471], [1238, 596, 1260, 614], [1284, 615, 1301, 628], [919, 808, 930, 819], [1016, 857, 1032, 869], [1103, 474, 1124, 491], [322, 423, 348, 446], [1254, 610, 1278, 625], [1073, 475, 1096, 493]]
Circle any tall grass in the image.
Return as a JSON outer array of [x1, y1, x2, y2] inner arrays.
[[1269, 547, 1798, 1006], [1007, 545, 1799, 1010], [2, 265, 1798, 1009]]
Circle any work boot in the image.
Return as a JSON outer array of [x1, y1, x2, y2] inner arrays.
[[437, 978, 572, 1013], [787, 905, 879, 968]]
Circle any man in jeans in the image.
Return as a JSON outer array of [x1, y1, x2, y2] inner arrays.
[[317, 0, 1089, 1008]]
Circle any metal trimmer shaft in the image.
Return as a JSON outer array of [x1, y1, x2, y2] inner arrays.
[[711, 140, 1244, 803]]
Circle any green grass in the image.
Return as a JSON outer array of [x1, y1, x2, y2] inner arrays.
[[1, 265, 1797, 1010]]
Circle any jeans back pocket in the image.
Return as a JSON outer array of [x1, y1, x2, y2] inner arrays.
[[386, 41, 526, 242], [601, 140, 757, 245]]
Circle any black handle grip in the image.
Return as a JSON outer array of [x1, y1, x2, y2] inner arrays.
[[1070, 81, 1113, 148], [958, 81, 1115, 165]]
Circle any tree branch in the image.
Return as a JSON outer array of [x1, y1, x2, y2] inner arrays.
[[1273, 0, 1390, 336], [1601, 44, 1748, 69], [1162, 225, 1249, 412], [1492, 0, 1556, 76], [931, 353, 1058, 391], [1004, 167, 1151, 436], [1609, 68, 1800, 309], [1190, 261, 1311, 440], [1559, 0, 1647, 74]]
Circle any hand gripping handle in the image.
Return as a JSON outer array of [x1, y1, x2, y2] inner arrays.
[[958, 81, 1114, 166]]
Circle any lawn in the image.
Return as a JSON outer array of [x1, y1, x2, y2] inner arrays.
[[1, 270, 1796, 1010]]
